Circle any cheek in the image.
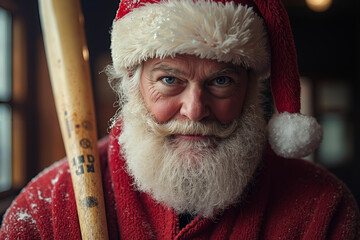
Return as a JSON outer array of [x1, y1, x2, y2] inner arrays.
[[211, 93, 246, 124], [147, 99, 181, 123], [140, 76, 181, 123], [212, 103, 240, 123]]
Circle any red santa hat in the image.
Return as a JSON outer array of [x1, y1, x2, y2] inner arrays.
[[110, 0, 322, 159]]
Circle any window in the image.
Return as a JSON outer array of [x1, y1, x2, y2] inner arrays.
[[0, 1, 32, 217], [300, 76, 354, 166], [0, 7, 12, 192], [317, 80, 353, 167]]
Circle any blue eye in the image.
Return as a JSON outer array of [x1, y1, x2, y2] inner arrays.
[[213, 76, 232, 86], [161, 76, 176, 85]]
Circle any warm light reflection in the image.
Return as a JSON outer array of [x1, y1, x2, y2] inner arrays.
[[82, 45, 89, 61], [305, 0, 332, 12]]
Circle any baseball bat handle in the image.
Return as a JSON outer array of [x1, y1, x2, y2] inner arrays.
[[38, 0, 109, 238]]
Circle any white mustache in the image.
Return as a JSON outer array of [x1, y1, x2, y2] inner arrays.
[[147, 119, 238, 139]]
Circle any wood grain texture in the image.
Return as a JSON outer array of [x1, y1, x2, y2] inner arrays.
[[38, 0, 109, 238]]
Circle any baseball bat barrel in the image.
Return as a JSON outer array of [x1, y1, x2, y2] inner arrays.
[[38, 0, 109, 238]]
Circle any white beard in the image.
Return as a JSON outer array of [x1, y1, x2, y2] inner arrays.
[[117, 88, 267, 218]]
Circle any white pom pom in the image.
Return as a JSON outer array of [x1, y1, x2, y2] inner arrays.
[[267, 112, 322, 159]]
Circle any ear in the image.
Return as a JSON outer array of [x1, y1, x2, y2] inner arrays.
[[127, 67, 134, 79], [126, 65, 143, 98]]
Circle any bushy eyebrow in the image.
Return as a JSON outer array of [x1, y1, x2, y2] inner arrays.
[[150, 63, 241, 79], [150, 64, 187, 78], [207, 68, 241, 78]]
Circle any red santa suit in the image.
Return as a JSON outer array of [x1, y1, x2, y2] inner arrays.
[[1, 124, 359, 239], [1, 0, 359, 238]]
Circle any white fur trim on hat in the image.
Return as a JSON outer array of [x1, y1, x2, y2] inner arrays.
[[111, 0, 270, 79], [267, 112, 323, 159]]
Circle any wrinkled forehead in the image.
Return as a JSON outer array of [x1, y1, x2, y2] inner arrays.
[[142, 55, 247, 76]]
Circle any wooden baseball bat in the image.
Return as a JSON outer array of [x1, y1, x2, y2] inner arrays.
[[38, 0, 109, 239]]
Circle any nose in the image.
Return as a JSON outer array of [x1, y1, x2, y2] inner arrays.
[[179, 86, 209, 121]]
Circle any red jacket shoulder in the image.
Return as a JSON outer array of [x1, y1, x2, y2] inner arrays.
[[0, 136, 110, 239], [0, 159, 71, 239], [261, 152, 360, 239]]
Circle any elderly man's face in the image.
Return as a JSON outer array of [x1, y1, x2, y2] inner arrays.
[[139, 55, 248, 129], [118, 54, 266, 217]]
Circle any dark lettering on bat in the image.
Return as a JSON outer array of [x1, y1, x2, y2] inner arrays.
[[76, 165, 84, 175], [86, 164, 94, 173], [72, 154, 96, 175]]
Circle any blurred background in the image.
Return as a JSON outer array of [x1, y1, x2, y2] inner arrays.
[[0, 0, 359, 219]]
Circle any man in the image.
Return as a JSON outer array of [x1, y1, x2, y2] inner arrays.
[[1, 0, 359, 239]]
